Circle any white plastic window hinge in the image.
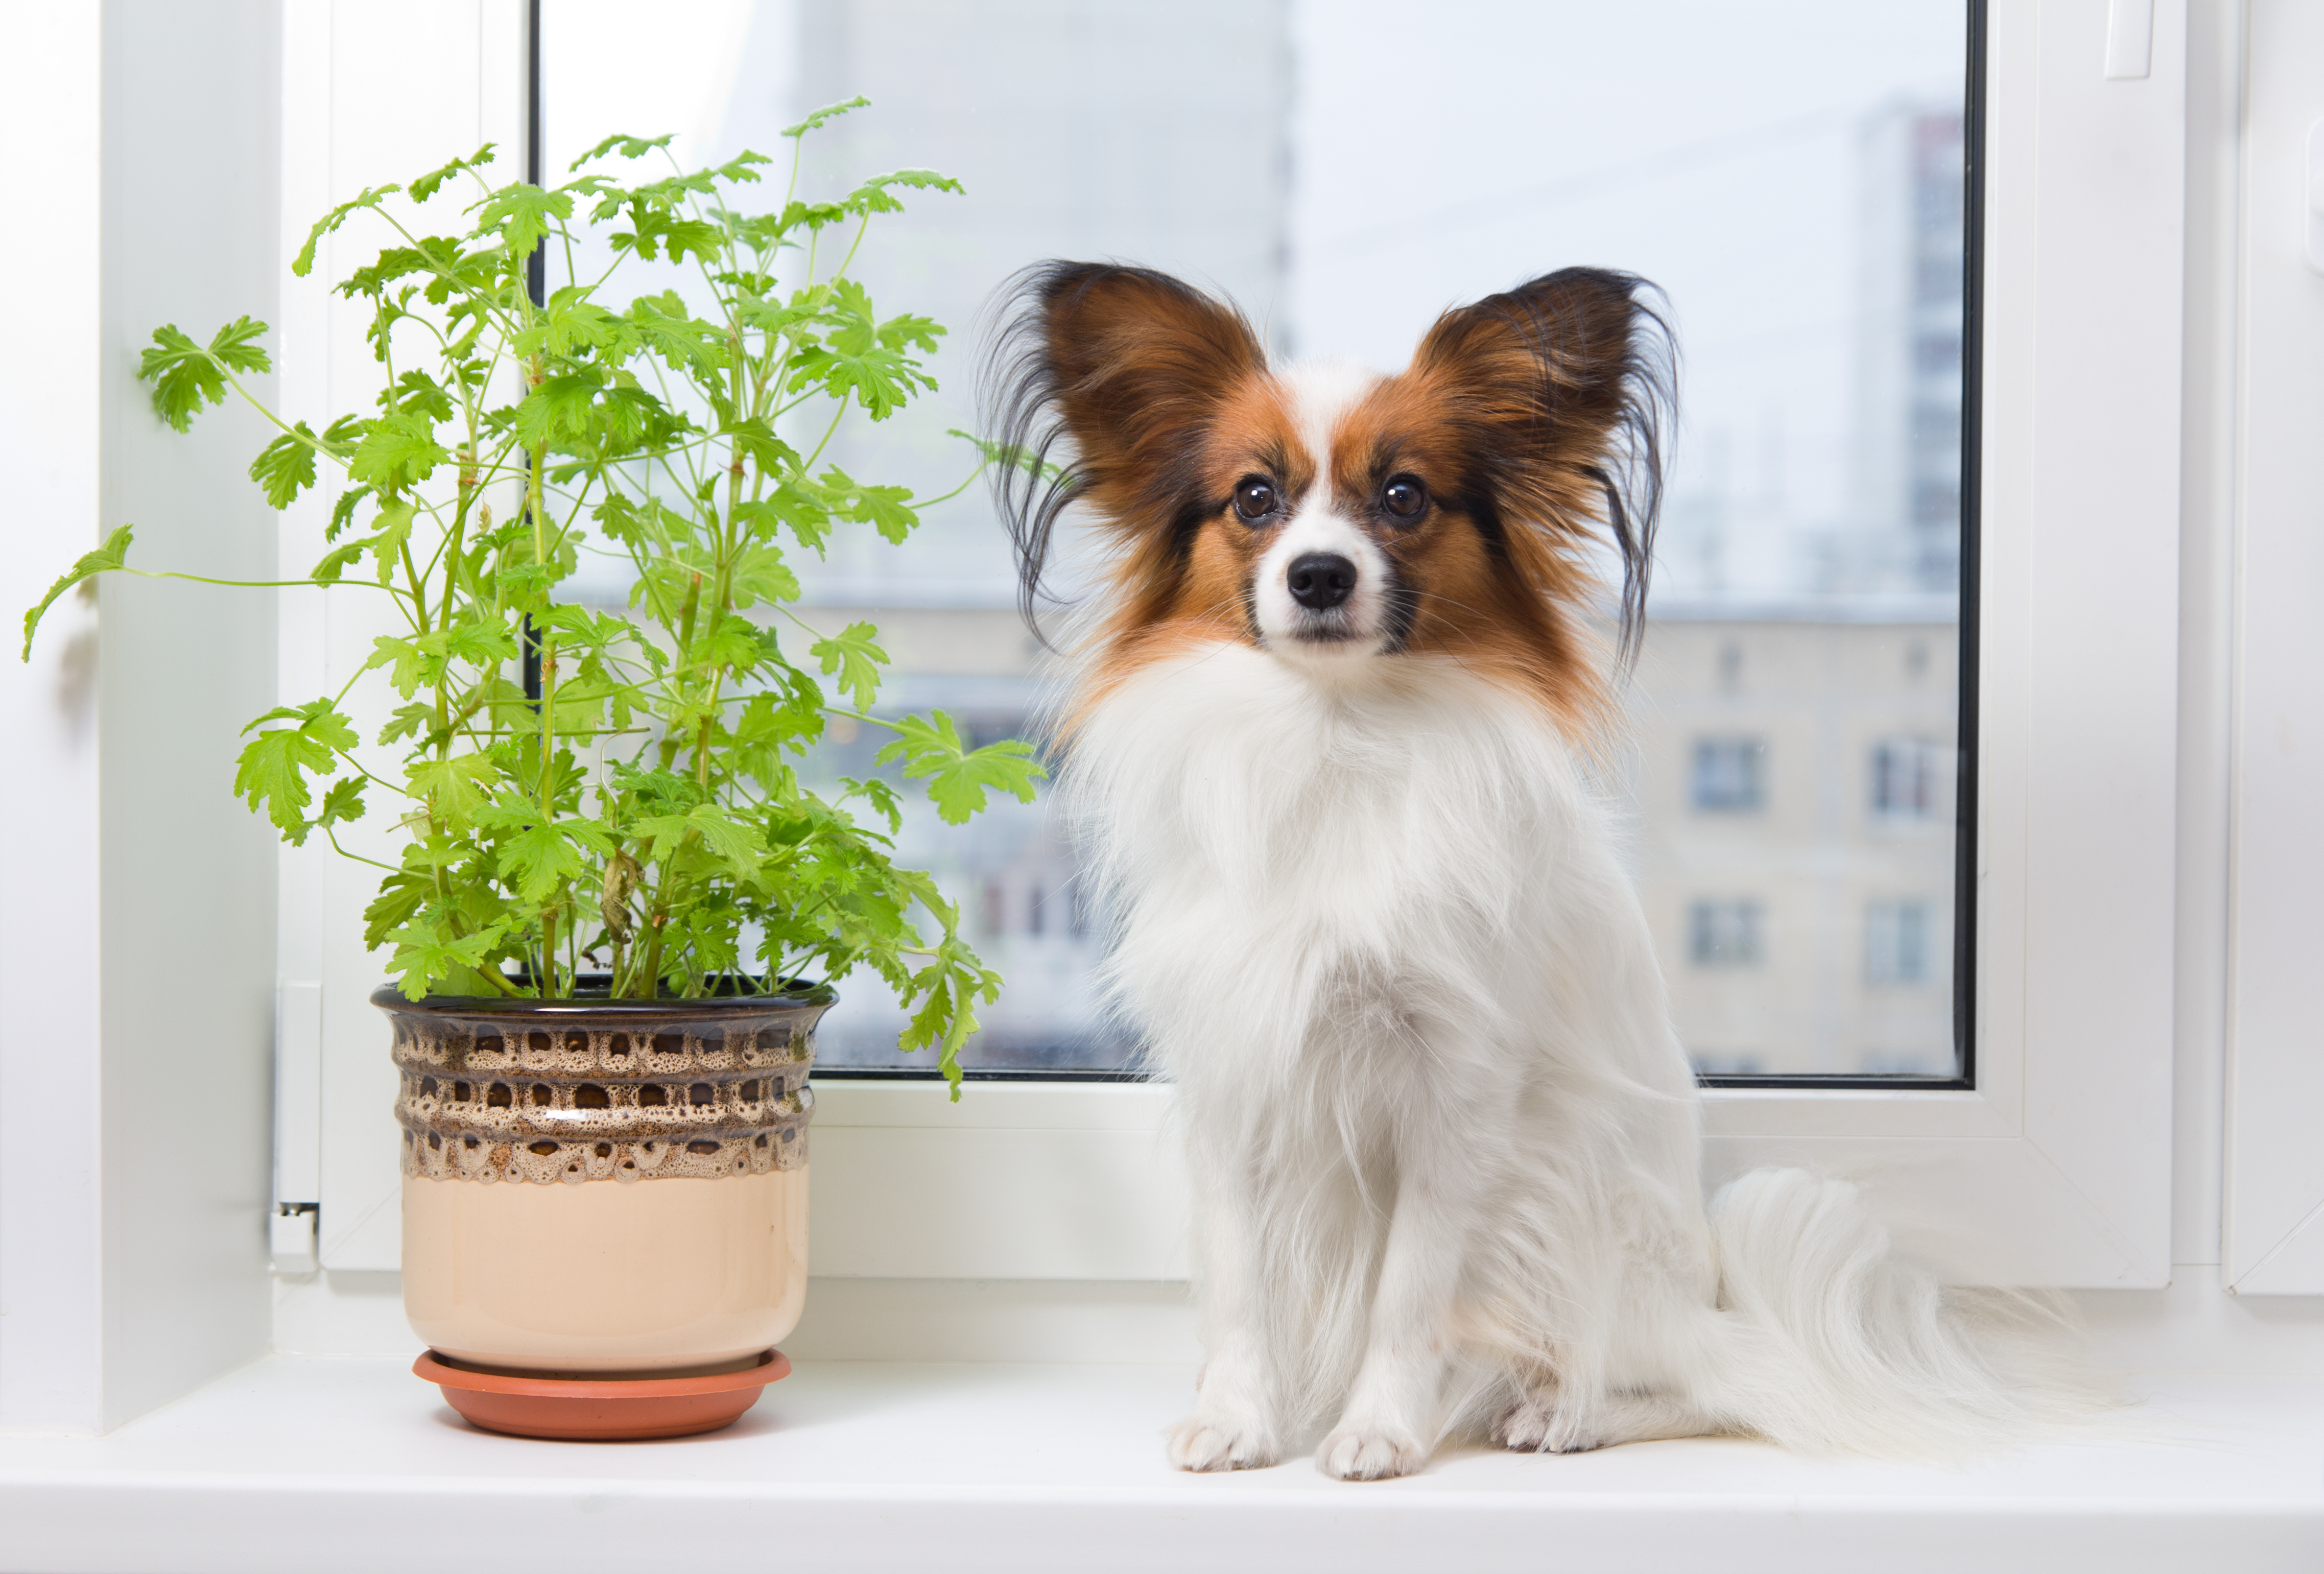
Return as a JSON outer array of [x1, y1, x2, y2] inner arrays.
[[270, 1205, 319, 1275], [2104, 0, 2155, 80]]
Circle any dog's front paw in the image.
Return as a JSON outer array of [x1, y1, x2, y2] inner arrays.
[[1316, 1422, 1430, 1481], [1166, 1412, 1278, 1472], [1493, 1394, 1600, 1454]]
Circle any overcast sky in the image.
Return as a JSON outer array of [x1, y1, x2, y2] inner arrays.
[[543, 0, 1965, 606]]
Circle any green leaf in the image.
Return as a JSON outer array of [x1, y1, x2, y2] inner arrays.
[[362, 870, 430, 950], [896, 930, 1002, 1096], [292, 184, 399, 277], [714, 150, 772, 184], [408, 754, 499, 828], [721, 416, 798, 476], [841, 774, 904, 834], [727, 544, 799, 610], [249, 422, 321, 508], [475, 182, 574, 260], [508, 373, 603, 449], [626, 293, 726, 376], [364, 616, 517, 698], [313, 776, 368, 832], [789, 289, 936, 422], [367, 499, 416, 583], [326, 481, 376, 541], [378, 702, 434, 746], [610, 204, 724, 265], [781, 96, 869, 138], [519, 286, 625, 359], [208, 316, 272, 374], [310, 537, 370, 585], [494, 819, 606, 906], [750, 481, 836, 551], [384, 917, 510, 1001], [139, 327, 221, 433], [822, 467, 918, 542], [633, 805, 763, 878], [138, 318, 269, 433], [949, 427, 1068, 484], [21, 523, 133, 661], [348, 412, 449, 492], [380, 369, 455, 423], [875, 710, 1045, 825], [410, 144, 496, 203], [569, 132, 675, 171], [233, 699, 359, 843], [810, 620, 887, 711], [844, 168, 965, 217]]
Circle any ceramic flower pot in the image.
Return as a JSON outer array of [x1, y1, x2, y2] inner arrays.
[[376, 985, 832, 1383]]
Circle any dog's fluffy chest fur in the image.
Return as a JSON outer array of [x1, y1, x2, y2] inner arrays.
[[1069, 643, 1693, 1116]]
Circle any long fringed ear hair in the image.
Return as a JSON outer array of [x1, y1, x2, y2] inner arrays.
[[978, 261, 1269, 643], [1409, 268, 1677, 670]]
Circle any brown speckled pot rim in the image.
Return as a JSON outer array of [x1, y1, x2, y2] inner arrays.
[[369, 984, 837, 1020]]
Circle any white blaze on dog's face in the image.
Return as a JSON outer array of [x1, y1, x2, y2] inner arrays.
[[1245, 363, 1403, 665], [990, 263, 1668, 733]]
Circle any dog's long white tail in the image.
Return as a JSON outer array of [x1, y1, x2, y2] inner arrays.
[[1704, 1167, 2092, 1457]]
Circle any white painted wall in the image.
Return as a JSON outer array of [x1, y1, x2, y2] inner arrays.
[[0, 0, 107, 1435], [0, 0, 282, 1433]]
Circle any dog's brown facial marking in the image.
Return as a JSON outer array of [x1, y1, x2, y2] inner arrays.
[[1318, 371, 1603, 726], [1062, 366, 1318, 705], [1163, 376, 1316, 644]]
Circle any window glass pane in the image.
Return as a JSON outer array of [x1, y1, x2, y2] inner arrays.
[[544, 0, 1970, 1080]]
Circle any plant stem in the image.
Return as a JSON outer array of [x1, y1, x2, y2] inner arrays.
[[528, 383, 560, 995], [637, 909, 668, 1000], [660, 569, 704, 772]]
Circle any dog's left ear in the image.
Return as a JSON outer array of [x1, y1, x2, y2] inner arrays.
[[980, 263, 1267, 640], [1412, 268, 1674, 664]]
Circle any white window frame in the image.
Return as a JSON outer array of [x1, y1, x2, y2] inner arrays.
[[2223, 0, 2324, 1295], [287, 0, 2186, 1295]]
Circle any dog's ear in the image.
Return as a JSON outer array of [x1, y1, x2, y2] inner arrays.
[[1411, 268, 1674, 664], [982, 263, 1267, 636]]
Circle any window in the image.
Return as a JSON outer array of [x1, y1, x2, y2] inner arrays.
[[1863, 898, 1932, 985], [1689, 900, 1765, 969], [281, 0, 2181, 1294], [1690, 737, 1768, 813], [1869, 737, 1947, 818], [542, 0, 1977, 1083]]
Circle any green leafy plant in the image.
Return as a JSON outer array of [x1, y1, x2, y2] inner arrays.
[[21, 100, 1041, 1092]]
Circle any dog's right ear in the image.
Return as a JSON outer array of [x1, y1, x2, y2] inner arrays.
[[981, 263, 1267, 635]]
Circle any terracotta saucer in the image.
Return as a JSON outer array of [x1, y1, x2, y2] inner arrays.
[[414, 1349, 792, 1440]]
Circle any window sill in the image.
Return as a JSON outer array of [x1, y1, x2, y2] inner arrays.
[[1, 1356, 2317, 1572]]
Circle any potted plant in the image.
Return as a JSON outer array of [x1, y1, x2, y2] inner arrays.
[[22, 100, 1038, 1438]]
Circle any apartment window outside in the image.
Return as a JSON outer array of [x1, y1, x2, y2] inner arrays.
[[1864, 898, 1934, 986], [1870, 736, 1946, 819], [1690, 736, 1768, 813], [543, 0, 1976, 1083], [1689, 900, 1766, 969]]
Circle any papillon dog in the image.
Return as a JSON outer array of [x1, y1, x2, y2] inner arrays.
[[983, 263, 2069, 1480]]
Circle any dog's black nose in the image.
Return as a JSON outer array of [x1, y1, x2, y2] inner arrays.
[[1287, 553, 1357, 611]]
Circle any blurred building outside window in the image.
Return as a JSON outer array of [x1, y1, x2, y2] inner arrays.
[[543, 0, 1970, 1079]]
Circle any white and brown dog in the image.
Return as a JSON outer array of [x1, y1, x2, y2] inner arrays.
[[984, 264, 2062, 1480]]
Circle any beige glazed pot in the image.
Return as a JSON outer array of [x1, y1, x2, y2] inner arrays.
[[376, 985, 831, 1378]]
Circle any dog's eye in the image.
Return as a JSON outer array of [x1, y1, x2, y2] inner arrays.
[[1233, 478, 1278, 522], [1382, 475, 1427, 519]]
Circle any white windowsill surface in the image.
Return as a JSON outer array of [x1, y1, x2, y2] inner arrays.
[[1, 1355, 2318, 1573]]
